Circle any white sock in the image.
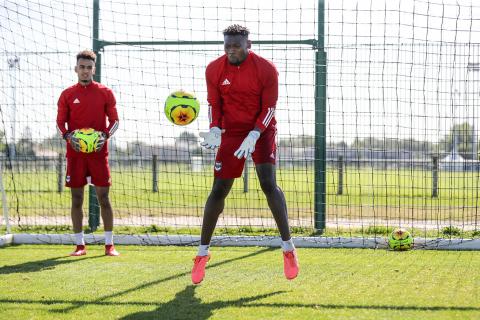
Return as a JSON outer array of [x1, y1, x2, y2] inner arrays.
[[105, 231, 113, 245], [74, 232, 85, 246], [197, 244, 210, 256], [281, 238, 295, 252]]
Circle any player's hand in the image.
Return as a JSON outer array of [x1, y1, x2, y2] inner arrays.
[[234, 130, 260, 159], [63, 131, 73, 141], [67, 132, 82, 152], [95, 132, 108, 152], [199, 127, 222, 150]]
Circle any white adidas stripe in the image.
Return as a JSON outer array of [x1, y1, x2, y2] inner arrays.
[[108, 120, 119, 137], [262, 107, 275, 127]]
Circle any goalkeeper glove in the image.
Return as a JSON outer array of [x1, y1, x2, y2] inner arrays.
[[199, 127, 222, 150], [62, 131, 73, 141], [63, 131, 81, 152], [95, 131, 108, 152], [234, 130, 260, 159]]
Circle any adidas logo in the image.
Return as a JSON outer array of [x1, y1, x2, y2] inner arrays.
[[73, 98, 80, 104], [221, 79, 230, 86]]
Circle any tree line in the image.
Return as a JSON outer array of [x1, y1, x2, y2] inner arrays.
[[1, 122, 478, 160]]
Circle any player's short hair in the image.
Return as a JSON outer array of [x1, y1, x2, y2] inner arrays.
[[76, 50, 96, 63], [223, 24, 250, 37]]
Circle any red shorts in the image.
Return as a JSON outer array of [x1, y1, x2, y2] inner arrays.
[[214, 126, 277, 179], [66, 156, 111, 188]]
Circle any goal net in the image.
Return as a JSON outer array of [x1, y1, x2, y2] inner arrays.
[[1, 0, 479, 249]]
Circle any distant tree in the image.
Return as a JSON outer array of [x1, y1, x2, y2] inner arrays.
[[439, 122, 475, 159], [278, 135, 314, 148], [176, 131, 198, 145], [125, 140, 151, 156], [40, 134, 64, 152], [351, 136, 434, 153], [328, 141, 348, 150], [15, 127, 35, 157]]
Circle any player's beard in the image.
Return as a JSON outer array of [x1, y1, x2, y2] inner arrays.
[[228, 54, 246, 66]]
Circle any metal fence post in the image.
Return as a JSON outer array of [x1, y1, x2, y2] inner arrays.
[[432, 156, 438, 198], [57, 153, 64, 193], [243, 159, 249, 193], [337, 155, 344, 195], [152, 155, 158, 192], [0, 161, 11, 234]]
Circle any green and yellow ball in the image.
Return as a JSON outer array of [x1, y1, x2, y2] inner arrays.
[[164, 90, 200, 126], [72, 128, 101, 153], [388, 228, 414, 251]]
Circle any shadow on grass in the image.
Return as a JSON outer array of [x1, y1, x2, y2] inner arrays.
[[4, 246, 477, 316], [1, 295, 479, 315], [120, 285, 285, 320], [0, 254, 103, 274], [51, 247, 277, 313]]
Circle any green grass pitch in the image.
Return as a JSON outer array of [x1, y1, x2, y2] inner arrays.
[[3, 166, 480, 220], [0, 245, 479, 320]]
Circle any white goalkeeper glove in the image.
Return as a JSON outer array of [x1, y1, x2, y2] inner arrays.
[[199, 127, 222, 150], [94, 132, 108, 152], [234, 130, 261, 159]]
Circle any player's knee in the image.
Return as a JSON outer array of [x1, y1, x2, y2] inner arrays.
[[96, 193, 111, 207], [71, 195, 84, 208], [210, 181, 232, 199], [209, 189, 228, 201], [259, 179, 277, 195]]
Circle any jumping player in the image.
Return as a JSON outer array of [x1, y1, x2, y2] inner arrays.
[[192, 25, 299, 284]]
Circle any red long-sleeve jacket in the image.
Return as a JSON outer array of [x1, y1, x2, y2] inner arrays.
[[56, 81, 119, 158], [206, 50, 278, 136]]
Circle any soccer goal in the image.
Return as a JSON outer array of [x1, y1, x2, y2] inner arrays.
[[1, 0, 479, 250]]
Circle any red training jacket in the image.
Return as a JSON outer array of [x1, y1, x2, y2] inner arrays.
[[56, 81, 119, 158], [206, 50, 278, 135]]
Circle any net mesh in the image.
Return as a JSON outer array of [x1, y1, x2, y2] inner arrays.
[[1, 0, 479, 245]]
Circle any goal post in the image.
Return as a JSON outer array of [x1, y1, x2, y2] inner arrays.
[[314, 0, 327, 233], [88, 0, 327, 233]]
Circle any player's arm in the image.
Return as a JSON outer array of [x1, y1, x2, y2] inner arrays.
[[206, 64, 223, 129], [57, 92, 68, 138], [56, 92, 81, 151], [104, 89, 119, 138], [234, 63, 278, 159], [56, 92, 70, 139], [95, 89, 118, 152], [199, 64, 224, 150], [254, 63, 278, 132]]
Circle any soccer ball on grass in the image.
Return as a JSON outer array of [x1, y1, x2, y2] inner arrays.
[[164, 90, 200, 126], [388, 228, 413, 251]]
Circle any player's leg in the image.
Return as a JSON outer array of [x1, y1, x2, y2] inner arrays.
[[90, 157, 119, 256], [192, 134, 244, 284], [66, 157, 88, 256], [201, 177, 235, 245], [70, 187, 87, 256], [192, 177, 234, 284], [95, 186, 113, 231], [253, 126, 299, 279], [255, 163, 291, 240], [256, 163, 299, 280], [95, 186, 118, 256]]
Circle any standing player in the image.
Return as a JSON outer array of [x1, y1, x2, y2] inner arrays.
[[56, 50, 120, 257], [192, 25, 299, 284]]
